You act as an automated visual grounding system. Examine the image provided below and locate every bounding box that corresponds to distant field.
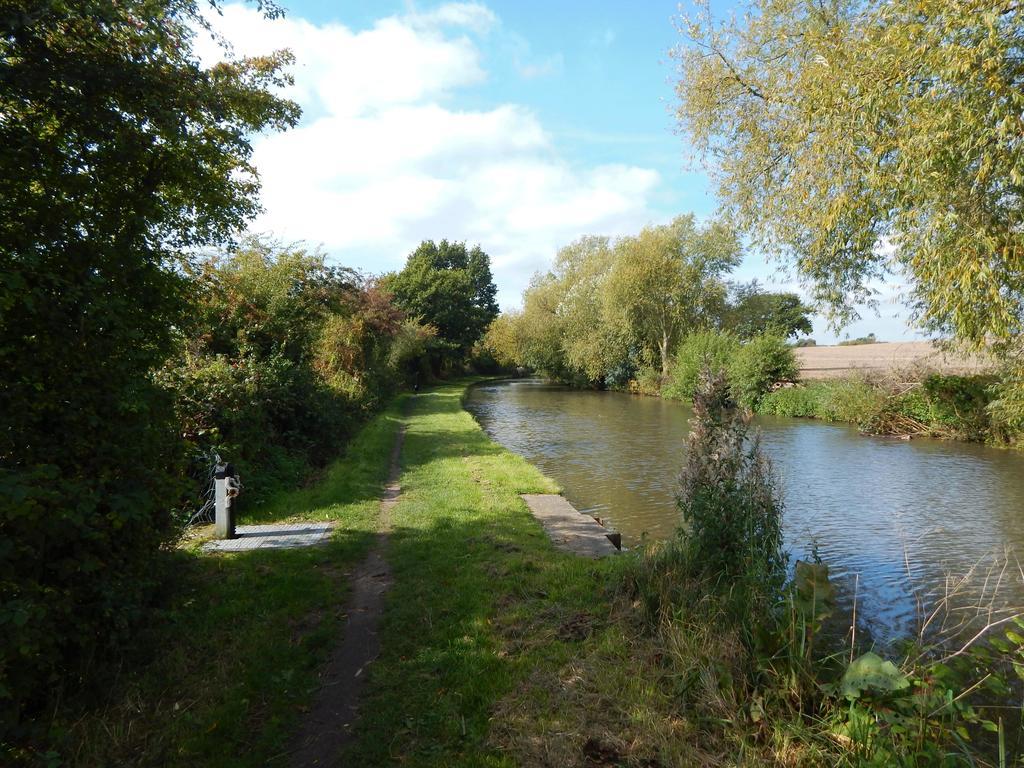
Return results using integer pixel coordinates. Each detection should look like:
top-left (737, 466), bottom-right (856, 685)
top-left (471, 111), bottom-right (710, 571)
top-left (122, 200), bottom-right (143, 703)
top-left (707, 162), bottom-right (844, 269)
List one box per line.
top-left (795, 341), bottom-right (994, 380)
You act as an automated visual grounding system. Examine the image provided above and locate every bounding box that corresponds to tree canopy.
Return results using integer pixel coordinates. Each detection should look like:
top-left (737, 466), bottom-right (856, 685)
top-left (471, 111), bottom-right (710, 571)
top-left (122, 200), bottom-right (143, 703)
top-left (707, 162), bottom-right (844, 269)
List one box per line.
top-left (495, 214), bottom-right (747, 387)
top-left (675, 0), bottom-right (1024, 346)
top-left (0, 0), bottom-right (298, 724)
top-left (607, 215), bottom-right (741, 375)
top-left (382, 240), bottom-right (499, 368)
top-left (725, 281), bottom-right (813, 340)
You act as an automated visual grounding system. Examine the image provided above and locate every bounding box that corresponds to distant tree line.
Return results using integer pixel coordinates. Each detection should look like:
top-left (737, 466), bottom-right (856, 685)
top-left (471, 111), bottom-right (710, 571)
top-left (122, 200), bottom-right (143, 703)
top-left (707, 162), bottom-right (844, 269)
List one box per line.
top-left (483, 214), bottom-right (813, 391)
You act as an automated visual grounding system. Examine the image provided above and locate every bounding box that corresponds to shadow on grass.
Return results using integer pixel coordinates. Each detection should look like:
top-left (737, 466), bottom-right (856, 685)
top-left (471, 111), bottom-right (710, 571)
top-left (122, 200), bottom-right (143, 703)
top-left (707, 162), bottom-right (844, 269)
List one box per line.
top-left (33, 400), bottom-right (410, 768)
top-left (335, 381), bottom-right (639, 768)
top-left (43, 536), bottom-right (377, 768)
top-left (40, 382), bottom-right (639, 768)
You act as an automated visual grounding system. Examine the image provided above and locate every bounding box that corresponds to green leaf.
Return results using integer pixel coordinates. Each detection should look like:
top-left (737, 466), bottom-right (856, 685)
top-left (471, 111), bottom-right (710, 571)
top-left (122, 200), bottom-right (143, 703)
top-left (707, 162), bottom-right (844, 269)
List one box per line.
top-left (840, 652), bottom-right (910, 699)
top-left (793, 560), bottom-right (835, 621)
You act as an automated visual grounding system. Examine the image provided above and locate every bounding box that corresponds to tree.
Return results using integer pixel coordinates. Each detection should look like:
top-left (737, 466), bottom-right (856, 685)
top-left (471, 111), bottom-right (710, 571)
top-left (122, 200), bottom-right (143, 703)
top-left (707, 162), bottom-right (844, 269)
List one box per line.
top-left (515, 271), bottom-right (572, 378)
top-left (552, 236), bottom-right (635, 386)
top-left (481, 313), bottom-right (524, 370)
top-left (0, 0), bottom-right (298, 724)
top-left (726, 281), bottom-right (813, 340)
top-left (383, 240), bottom-right (499, 370)
top-left (606, 214), bottom-right (741, 377)
top-left (675, 0), bottom-right (1024, 346)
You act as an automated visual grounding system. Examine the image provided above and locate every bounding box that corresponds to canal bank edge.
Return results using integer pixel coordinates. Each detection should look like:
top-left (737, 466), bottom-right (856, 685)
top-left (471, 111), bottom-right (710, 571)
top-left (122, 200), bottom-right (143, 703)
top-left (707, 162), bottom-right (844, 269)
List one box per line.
top-left (462, 377), bottom-right (624, 557)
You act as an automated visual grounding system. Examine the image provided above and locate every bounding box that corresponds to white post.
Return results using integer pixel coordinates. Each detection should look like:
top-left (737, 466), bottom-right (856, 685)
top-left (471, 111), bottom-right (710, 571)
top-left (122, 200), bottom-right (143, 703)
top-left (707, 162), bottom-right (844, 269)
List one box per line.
top-left (214, 461), bottom-right (236, 539)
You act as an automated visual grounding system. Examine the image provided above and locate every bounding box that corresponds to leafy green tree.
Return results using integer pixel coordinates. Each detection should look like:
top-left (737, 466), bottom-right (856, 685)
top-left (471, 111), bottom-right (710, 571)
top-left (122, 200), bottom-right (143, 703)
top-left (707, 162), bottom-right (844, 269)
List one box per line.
top-left (0, 0), bottom-right (298, 726)
top-left (515, 271), bottom-right (572, 378)
top-left (481, 313), bottom-right (524, 370)
top-left (383, 240), bottom-right (499, 370)
top-left (726, 281), bottom-right (813, 340)
top-left (553, 236), bottom-right (635, 385)
top-left (166, 240), bottom-right (414, 505)
top-left (606, 214), bottom-right (741, 377)
top-left (676, 0), bottom-right (1023, 345)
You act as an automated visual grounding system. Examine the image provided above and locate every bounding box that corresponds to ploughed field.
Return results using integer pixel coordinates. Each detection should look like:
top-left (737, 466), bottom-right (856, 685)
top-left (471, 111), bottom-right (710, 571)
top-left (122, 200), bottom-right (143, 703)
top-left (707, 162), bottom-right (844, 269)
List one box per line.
top-left (795, 341), bottom-right (993, 380)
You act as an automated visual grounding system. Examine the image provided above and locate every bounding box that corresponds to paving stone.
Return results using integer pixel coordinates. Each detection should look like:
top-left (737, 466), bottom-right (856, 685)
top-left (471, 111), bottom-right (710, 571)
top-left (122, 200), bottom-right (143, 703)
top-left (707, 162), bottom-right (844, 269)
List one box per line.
top-left (202, 522), bottom-right (335, 552)
top-left (520, 494), bottom-right (620, 558)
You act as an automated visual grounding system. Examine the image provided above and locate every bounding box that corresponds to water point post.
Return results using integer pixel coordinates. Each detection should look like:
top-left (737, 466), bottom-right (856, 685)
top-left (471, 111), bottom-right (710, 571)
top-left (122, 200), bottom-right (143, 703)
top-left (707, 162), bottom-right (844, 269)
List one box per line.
top-left (214, 460), bottom-right (237, 539)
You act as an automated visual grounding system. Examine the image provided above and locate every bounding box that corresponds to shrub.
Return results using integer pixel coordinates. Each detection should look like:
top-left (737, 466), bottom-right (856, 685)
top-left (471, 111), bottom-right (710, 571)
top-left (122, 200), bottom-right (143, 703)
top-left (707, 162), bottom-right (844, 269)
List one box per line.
top-left (727, 334), bottom-right (798, 408)
top-left (757, 382), bottom-right (825, 417)
top-left (663, 330), bottom-right (740, 400)
top-left (627, 365), bottom-right (663, 395)
top-left (817, 377), bottom-right (886, 425)
top-left (162, 243), bottom-right (430, 513)
top-left (757, 377), bottom-right (884, 427)
top-left (838, 333), bottom-right (879, 345)
top-left (676, 368), bottom-right (786, 595)
top-left (0, 0), bottom-right (297, 732)
top-left (922, 373), bottom-right (997, 441)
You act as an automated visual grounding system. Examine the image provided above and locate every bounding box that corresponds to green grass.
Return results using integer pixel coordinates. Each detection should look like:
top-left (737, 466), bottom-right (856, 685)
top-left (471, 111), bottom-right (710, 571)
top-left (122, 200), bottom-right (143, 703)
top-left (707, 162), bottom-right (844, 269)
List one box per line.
top-left (33, 380), bottom-right (1017, 767)
top-left (36, 398), bottom-right (408, 767)
top-left (340, 383), bottom-right (699, 766)
top-left (43, 381), bottom-right (692, 767)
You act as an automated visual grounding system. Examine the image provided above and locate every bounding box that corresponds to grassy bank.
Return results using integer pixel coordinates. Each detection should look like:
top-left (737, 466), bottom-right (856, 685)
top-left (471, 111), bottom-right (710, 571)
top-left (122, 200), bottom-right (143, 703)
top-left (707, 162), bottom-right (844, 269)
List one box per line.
top-left (344, 381), bottom-right (1020, 766)
top-left (757, 373), bottom-right (1017, 444)
top-left (21, 398), bottom-right (407, 767)
top-left (337, 383), bottom-right (674, 766)
top-left (28, 381), bottom-right (1019, 766)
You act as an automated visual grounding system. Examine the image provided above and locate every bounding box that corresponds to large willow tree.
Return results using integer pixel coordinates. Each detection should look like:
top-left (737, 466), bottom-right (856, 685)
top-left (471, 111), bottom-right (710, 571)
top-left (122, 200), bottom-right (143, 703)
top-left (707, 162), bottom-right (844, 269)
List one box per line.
top-left (676, 0), bottom-right (1023, 347)
top-left (608, 215), bottom-right (740, 377)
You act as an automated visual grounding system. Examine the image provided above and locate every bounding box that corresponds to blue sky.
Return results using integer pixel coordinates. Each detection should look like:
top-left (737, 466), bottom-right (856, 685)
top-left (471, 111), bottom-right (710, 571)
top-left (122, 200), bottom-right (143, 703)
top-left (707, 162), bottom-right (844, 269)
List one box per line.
top-left (197, 0), bottom-right (919, 343)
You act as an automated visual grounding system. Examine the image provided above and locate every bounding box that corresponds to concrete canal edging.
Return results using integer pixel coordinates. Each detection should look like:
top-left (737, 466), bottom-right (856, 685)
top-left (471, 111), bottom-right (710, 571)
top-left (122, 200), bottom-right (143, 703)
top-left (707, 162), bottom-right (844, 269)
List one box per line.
top-left (521, 493), bottom-right (621, 558)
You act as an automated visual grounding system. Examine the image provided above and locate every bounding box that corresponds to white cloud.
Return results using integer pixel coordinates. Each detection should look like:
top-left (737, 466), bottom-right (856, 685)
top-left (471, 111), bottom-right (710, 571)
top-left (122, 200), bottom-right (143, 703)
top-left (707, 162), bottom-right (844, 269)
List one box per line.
top-left (195, 3), bottom-right (664, 307)
top-left (408, 2), bottom-right (498, 33)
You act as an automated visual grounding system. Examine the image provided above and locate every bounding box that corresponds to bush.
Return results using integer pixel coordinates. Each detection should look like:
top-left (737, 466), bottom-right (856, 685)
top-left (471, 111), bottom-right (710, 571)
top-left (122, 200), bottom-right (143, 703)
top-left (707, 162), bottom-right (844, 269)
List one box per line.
top-left (627, 365), bottom-right (663, 395)
top-left (922, 373), bottom-right (998, 441)
top-left (756, 373), bottom-right (1015, 443)
top-left (676, 368), bottom-right (786, 594)
top-left (0, 0), bottom-right (298, 735)
top-left (629, 370), bottom-right (1021, 765)
top-left (727, 334), bottom-right (798, 408)
top-left (819, 377), bottom-right (886, 425)
top-left (758, 377), bottom-right (886, 427)
top-left (757, 382), bottom-right (825, 417)
top-left (163, 242), bottom-right (430, 514)
top-left (663, 330), bottom-right (740, 400)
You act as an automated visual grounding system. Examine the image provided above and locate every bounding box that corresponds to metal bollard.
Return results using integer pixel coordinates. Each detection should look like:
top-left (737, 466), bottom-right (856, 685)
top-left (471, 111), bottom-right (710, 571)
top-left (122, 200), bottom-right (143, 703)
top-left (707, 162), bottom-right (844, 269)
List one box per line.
top-left (214, 460), bottom-right (238, 539)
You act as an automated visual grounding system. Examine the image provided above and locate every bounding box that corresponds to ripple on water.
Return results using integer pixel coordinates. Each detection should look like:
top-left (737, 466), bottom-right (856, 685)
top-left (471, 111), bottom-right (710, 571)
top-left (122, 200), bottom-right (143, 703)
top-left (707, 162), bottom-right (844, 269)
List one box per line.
top-left (466, 380), bottom-right (1024, 642)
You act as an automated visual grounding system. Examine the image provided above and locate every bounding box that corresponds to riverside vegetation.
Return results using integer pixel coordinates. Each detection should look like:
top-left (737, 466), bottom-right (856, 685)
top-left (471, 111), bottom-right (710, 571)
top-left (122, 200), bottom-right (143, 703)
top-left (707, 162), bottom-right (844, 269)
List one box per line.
top-left (6, 0), bottom-right (1024, 764)
top-left (26, 379), bottom-right (1024, 766)
top-left (481, 225), bottom-right (1021, 447)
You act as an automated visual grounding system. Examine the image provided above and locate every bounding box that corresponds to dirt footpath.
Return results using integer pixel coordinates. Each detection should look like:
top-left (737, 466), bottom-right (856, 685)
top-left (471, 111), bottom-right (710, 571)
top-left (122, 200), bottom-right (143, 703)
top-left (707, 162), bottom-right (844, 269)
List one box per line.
top-left (795, 341), bottom-right (993, 380)
top-left (290, 425), bottom-right (405, 768)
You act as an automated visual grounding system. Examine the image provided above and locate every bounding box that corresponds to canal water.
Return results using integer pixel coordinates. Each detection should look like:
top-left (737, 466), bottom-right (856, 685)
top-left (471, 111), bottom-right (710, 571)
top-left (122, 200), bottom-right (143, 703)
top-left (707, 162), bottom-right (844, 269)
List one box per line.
top-left (465, 379), bottom-right (1024, 640)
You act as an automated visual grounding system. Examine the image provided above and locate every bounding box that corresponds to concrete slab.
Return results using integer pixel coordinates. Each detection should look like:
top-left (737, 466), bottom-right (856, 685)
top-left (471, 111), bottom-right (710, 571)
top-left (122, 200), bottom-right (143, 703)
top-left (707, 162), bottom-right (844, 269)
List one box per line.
top-left (520, 494), bottom-right (619, 558)
top-left (202, 522), bottom-right (335, 552)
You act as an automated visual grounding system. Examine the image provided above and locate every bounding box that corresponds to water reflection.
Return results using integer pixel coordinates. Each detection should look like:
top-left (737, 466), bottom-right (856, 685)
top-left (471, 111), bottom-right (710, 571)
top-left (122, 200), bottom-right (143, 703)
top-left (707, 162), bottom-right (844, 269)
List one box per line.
top-left (465, 379), bottom-right (1024, 640)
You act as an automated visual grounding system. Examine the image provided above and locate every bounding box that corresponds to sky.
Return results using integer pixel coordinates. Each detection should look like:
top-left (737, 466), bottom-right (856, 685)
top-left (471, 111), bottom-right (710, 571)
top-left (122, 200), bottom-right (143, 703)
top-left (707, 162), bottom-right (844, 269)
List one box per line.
top-left (195, 0), bottom-right (923, 344)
